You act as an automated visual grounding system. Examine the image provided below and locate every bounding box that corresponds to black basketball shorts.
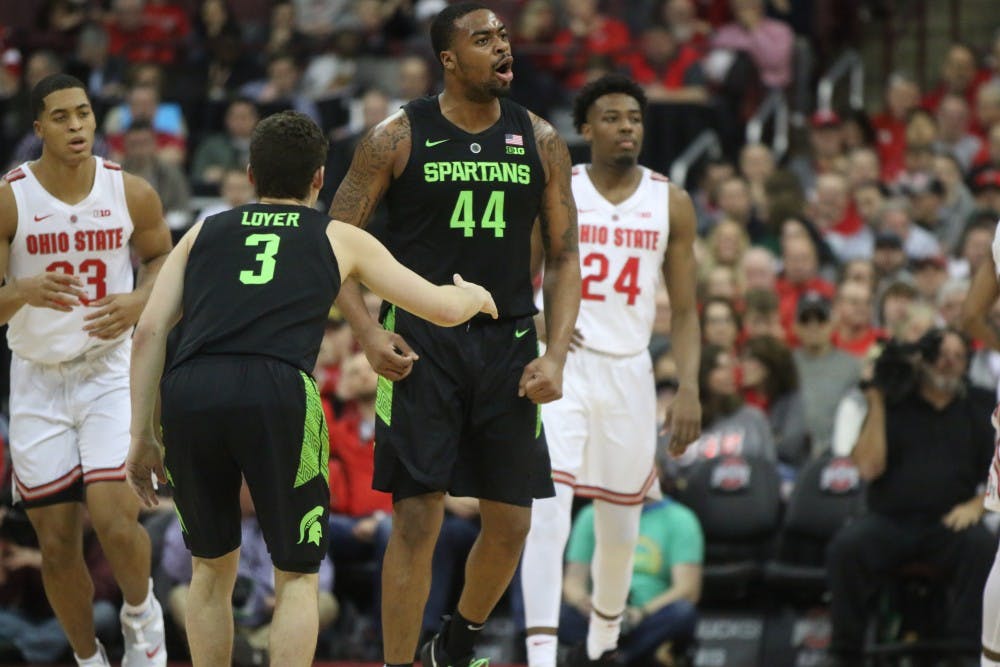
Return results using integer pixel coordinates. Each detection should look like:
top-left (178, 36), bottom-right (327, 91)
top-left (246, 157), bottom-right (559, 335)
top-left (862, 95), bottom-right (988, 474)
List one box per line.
top-left (160, 355), bottom-right (330, 573)
top-left (372, 306), bottom-right (555, 506)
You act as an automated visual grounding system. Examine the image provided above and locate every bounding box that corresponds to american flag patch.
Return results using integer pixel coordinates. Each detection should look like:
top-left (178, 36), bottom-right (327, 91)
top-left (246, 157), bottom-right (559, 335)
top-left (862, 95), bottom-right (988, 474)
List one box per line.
top-left (505, 133), bottom-right (523, 146)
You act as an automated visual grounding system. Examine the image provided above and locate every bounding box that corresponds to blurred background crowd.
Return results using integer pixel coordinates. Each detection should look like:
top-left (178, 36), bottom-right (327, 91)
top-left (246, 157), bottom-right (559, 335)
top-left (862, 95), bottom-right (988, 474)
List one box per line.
top-left (0, 0), bottom-right (997, 665)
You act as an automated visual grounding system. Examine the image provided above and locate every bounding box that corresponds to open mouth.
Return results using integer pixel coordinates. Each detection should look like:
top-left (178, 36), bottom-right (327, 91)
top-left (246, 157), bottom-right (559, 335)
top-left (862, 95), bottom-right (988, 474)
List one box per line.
top-left (69, 137), bottom-right (88, 150)
top-left (494, 57), bottom-right (514, 83)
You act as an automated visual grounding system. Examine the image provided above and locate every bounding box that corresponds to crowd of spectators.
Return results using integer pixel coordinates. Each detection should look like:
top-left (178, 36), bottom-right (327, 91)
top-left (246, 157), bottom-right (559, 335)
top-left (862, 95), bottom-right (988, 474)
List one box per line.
top-left (0, 0), bottom-right (998, 663)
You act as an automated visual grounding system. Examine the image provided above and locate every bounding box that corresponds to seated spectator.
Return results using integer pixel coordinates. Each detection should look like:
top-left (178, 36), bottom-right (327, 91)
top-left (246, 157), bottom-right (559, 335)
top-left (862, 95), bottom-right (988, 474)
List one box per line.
top-left (840, 257), bottom-right (878, 293)
top-left (194, 168), bottom-right (257, 233)
top-left (825, 329), bottom-right (995, 665)
top-left (240, 52), bottom-right (319, 124)
top-left (975, 79), bottom-right (1000, 138)
top-left (935, 277), bottom-right (969, 330)
top-left (66, 23), bottom-right (126, 112)
top-left (788, 110), bottom-right (846, 194)
top-left (910, 255), bottom-right (950, 305)
top-left (702, 218), bottom-right (748, 276)
top-left (776, 234), bottom-right (835, 343)
top-left (831, 279), bottom-right (882, 358)
top-left (120, 120), bottom-right (190, 231)
top-left (629, 24), bottom-right (708, 104)
top-left (0, 511), bottom-right (118, 664)
top-left (970, 164), bottom-right (1000, 213)
top-left (845, 147), bottom-right (881, 190)
top-left (701, 297), bottom-right (741, 355)
top-left (742, 288), bottom-right (784, 342)
top-left (739, 246), bottom-right (778, 292)
top-left (741, 335), bottom-right (808, 467)
top-left (159, 482), bottom-right (337, 665)
top-left (653, 0), bottom-right (711, 52)
top-left (104, 81), bottom-right (187, 166)
top-left (710, 0), bottom-right (793, 89)
top-left (872, 72), bottom-right (921, 182)
top-left (935, 93), bottom-right (983, 173)
top-left (871, 232), bottom-right (911, 298)
top-left (951, 213), bottom-right (997, 281)
top-left (560, 494), bottom-right (702, 666)
top-left (190, 97), bottom-right (258, 188)
top-left (793, 292), bottom-right (861, 458)
top-left (897, 172), bottom-right (949, 254)
top-left (932, 153), bottom-right (976, 252)
top-left (674, 344), bottom-right (777, 469)
top-left (880, 198), bottom-right (940, 261)
top-left (739, 143), bottom-right (775, 214)
top-left (550, 0), bottom-right (632, 91)
top-left (878, 281), bottom-right (920, 333)
top-left (105, 0), bottom-right (180, 65)
top-left (713, 176), bottom-right (767, 243)
top-left (922, 43), bottom-right (990, 121)
top-left (811, 173), bottom-right (869, 263)
top-left (841, 109), bottom-right (878, 151)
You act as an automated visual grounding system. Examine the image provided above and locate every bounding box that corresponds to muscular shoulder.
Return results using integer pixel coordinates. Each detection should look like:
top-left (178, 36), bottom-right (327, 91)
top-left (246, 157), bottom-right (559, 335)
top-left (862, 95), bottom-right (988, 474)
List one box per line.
top-left (667, 182), bottom-right (696, 234)
top-left (360, 109), bottom-right (412, 171)
top-left (528, 111), bottom-right (569, 181)
top-left (122, 172), bottom-right (164, 224)
top-left (0, 181), bottom-right (15, 238)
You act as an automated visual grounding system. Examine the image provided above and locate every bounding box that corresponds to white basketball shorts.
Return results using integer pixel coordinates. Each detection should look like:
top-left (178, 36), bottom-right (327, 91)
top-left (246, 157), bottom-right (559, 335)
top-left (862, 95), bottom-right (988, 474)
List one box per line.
top-left (542, 346), bottom-right (659, 504)
top-left (9, 340), bottom-right (131, 506)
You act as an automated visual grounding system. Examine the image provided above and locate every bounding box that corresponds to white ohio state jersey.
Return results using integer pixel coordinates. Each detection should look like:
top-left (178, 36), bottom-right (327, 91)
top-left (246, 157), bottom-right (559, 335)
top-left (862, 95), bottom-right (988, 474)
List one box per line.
top-left (5, 157), bottom-right (136, 363)
top-left (573, 165), bottom-right (670, 355)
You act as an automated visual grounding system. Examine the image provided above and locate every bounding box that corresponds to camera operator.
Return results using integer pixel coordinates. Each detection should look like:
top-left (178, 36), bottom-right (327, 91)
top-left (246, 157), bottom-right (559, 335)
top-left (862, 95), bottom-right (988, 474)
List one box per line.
top-left (823, 328), bottom-right (997, 666)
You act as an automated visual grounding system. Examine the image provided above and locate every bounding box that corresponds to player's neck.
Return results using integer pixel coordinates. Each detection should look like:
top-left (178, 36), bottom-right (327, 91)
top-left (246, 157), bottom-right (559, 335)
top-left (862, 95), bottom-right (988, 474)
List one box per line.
top-left (259, 197), bottom-right (306, 206)
top-left (438, 89), bottom-right (501, 134)
top-left (586, 163), bottom-right (642, 200)
top-left (31, 153), bottom-right (96, 204)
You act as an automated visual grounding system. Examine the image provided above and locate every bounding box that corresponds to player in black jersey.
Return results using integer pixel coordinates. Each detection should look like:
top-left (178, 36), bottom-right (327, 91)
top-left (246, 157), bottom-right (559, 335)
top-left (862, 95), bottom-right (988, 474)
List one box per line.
top-left (124, 111), bottom-right (497, 667)
top-left (328, 4), bottom-right (581, 667)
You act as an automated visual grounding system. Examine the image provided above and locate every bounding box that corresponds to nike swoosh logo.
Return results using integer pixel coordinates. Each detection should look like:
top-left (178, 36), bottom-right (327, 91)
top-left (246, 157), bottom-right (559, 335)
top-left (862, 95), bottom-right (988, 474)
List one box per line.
top-left (145, 644), bottom-right (162, 659)
top-left (515, 328), bottom-right (530, 338)
top-left (34, 214), bottom-right (53, 221)
top-left (425, 139), bottom-right (449, 147)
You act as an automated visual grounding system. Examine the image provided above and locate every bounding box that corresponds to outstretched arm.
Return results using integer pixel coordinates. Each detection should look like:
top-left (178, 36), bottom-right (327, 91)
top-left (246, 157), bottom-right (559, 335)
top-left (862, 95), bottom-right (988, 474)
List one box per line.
top-left (328, 111), bottom-right (418, 380)
top-left (328, 222), bottom-right (496, 327)
top-left (662, 184), bottom-right (702, 455)
top-left (520, 113), bottom-right (581, 403)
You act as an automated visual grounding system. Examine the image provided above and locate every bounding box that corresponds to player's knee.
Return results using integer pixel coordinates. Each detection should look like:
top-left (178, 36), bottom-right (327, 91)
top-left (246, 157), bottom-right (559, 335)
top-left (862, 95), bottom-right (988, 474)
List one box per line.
top-left (91, 511), bottom-right (140, 550)
top-left (36, 528), bottom-right (82, 566)
top-left (392, 495), bottom-right (444, 546)
top-left (484, 511), bottom-right (531, 551)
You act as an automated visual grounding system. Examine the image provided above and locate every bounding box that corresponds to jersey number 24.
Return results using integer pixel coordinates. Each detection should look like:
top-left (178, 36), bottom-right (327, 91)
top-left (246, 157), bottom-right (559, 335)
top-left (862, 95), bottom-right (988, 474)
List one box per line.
top-left (581, 253), bottom-right (641, 305)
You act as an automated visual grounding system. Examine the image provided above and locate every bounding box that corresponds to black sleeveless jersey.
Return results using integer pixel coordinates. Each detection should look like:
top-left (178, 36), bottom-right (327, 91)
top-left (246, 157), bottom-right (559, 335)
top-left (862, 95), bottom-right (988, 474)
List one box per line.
top-left (384, 96), bottom-right (546, 319)
top-left (170, 203), bottom-right (341, 374)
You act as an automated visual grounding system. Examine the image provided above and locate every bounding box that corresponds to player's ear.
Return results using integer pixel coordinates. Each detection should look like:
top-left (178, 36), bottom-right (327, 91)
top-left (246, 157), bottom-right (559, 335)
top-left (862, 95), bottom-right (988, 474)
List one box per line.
top-left (246, 164), bottom-right (256, 187)
top-left (33, 119), bottom-right (42, 139)
top-left (312, 166), bottom-right (324, 190)
top-left (580, 122), bottom-right (593, 143)
top-left (440, 50), bottom-right (455, 72)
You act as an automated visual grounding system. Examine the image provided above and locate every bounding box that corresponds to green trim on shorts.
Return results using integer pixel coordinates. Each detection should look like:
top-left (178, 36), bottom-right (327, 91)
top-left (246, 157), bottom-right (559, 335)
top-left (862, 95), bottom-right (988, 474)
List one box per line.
top-left (163, 464), bottom-right (187, 533)
top-left (294, 371), bottom-right (330, 488)
top-left (375, 305), bottom-right (397, 426)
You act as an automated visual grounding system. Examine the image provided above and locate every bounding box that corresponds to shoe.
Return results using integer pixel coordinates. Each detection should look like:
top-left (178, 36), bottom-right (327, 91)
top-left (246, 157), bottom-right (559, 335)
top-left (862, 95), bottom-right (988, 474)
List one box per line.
top-left (561, 643), bottom-right (625, 667)
top-left (74, 639), bottom-right (110, 666)
top-left (120, 595), bottom-right (167, 667)
top-left (419, 617), bottom-right (489, 667)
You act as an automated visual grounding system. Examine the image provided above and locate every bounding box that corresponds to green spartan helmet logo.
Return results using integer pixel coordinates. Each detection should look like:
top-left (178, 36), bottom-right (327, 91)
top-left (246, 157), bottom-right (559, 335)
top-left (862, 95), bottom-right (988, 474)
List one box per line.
top-left (297, 506), bottom-right (324, 546)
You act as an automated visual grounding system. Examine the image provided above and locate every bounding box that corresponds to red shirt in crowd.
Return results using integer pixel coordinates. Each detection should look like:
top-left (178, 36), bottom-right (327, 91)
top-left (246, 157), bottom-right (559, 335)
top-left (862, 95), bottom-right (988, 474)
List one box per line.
top-left (776, 276), bottom-right (836, 345)
top-left (551, 16), bottom-right (632, 90)
top-left (831, 327), bottom-right (883, 358)
top-left (325, 400), bottom-right (392, 518)
top-left (872, 112), bottom-right (907, 182)
top-left (629, 44), bottom-right (704, 90)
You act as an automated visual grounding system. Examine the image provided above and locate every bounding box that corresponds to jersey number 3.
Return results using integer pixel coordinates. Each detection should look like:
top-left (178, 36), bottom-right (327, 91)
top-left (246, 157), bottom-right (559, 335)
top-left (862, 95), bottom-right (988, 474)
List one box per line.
top-left (240, 233), bottom-right (281, 285)
top-left (581, 253), bottom-right (641, 305)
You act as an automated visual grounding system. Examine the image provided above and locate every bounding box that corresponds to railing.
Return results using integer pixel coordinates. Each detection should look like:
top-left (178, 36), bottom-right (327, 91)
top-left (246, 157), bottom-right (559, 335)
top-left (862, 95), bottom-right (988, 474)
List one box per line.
top-left (816, 49), bottom-right (864, 112)
top-left (669, 129), bottom-right (721, 187)
top-left (745, 89), bottom-right (790, 161)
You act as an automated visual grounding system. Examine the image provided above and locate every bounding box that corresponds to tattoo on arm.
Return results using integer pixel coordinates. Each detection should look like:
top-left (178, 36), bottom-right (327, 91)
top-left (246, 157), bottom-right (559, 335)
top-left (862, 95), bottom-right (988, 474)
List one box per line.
top-left (531, 113), bottom-right (578, 260)
top-left (328, 114), bottom-right (410, 228)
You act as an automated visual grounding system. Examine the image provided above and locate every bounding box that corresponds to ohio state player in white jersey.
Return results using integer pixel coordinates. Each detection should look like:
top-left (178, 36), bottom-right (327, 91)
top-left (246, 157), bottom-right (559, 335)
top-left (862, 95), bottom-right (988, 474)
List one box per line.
top-left (521, 74), bottom-right (702, 667)
top-left (962, 218), bottom-right (1000, 667)
top-left (0, 74), bottom-right (172, 667)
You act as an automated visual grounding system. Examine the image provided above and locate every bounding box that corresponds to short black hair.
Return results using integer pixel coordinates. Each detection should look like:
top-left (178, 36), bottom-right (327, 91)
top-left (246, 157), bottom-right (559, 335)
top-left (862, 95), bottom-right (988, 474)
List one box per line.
top-left (572, 74), bottom-right (647, 133)
top-left (430, 2), bottom-right (490, 61)
top-left (249, 111), bottom-right (327, 200)
top-left (32, 73), bottom-right (87, 119)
